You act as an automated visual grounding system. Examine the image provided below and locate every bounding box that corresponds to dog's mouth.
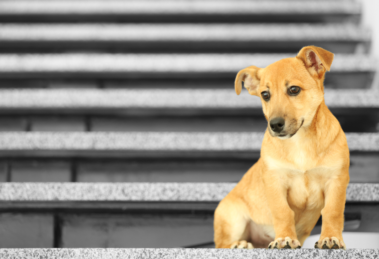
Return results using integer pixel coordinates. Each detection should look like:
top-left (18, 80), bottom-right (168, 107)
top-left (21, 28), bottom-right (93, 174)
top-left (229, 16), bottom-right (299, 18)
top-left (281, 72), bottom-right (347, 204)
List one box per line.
top-left (288, 119), bottom-right (304, 137)
top-left (272, 119), bottom-right (304, 139)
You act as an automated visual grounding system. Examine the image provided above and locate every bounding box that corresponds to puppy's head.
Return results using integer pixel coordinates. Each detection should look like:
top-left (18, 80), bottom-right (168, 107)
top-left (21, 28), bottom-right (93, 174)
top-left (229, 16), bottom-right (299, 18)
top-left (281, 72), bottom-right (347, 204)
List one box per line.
top-left (235, 46), bottom-right (334, 139)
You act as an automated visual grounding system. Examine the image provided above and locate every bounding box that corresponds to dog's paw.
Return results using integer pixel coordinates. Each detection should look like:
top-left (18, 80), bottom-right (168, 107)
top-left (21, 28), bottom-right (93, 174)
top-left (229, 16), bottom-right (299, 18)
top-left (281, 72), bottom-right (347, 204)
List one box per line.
top-left (315, 237), bottom-right (345, 249)
top-left (230, 240), bottom-right (254, 249)
top-left (268, 237), bottom-right (301, 249)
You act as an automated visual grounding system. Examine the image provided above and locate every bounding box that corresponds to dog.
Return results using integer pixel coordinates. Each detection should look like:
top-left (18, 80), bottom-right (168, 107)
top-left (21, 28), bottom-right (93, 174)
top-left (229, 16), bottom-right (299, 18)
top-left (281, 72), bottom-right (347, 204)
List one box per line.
top-left (214, 46), bottom-right (350, 249)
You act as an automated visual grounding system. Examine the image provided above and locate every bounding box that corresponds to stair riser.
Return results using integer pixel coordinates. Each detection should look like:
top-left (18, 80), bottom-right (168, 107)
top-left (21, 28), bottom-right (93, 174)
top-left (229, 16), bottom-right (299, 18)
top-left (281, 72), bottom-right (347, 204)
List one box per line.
top-left (0, 205), bottom-right (374, 248)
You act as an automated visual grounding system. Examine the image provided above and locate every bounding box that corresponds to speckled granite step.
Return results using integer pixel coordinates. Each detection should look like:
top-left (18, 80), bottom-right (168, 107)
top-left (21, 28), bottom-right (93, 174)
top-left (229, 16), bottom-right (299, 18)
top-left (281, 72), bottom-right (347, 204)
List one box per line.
top-left (0, 249), bottom-right (378, 259)
top-left (0, 183), bottom-right (377, 202)
top-left (5, 248), bottom-right (379, 259)
top-left (0, 89), bottom-right (376, 110)
top-left (0, 186), bottom-right (376, 248)
top-left (0, 24), bottom-right (368, 53)
top-left (0, 1), bottom-right (361, 23)
top-left (0, 54), bottom-right (373, 88)
top-left (0, 132), bottom-right (375, 154)
top-left (0, 24), bottom-right (368, 42)
top-left (0, 54), bottom-right (373, 73)
top-left (0, 89), bottom-right (375, 133)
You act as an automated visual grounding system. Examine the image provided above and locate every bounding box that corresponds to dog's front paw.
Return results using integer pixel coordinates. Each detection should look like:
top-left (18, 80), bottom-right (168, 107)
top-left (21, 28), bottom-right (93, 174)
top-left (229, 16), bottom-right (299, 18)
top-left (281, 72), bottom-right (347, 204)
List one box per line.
top-left (230, 240), bottom-right (254, 249)
top-left (268, 237), bottom-right (301, 249)
top-left (315, 237), bottom-right (345, 249)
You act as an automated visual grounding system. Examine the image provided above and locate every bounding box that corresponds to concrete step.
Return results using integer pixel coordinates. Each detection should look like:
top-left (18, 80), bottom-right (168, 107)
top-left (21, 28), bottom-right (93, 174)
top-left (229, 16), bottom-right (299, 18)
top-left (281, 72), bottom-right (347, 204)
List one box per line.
top-left (0, 153), bottom-right (377, 183)
top-left (0, 53), bottom-right (373, 73)
top-left (0, 183), bottom-right (376, 248)
top-left (0, 89), bottom-right (376, 111)
top-left (0, 183), bottom-right (376, 203)
top-left (0, 249), bottom-right (377, 258)
top-left (0, 54), bottom-right (374, 88)
top-left (0, 133), bottom-right (376, 183)
top-left (0, 132), bottom-right (375, 182)
top-left (0, 132), bottom-right (375, 157)
top-left (0, 24), bottom-right (369, 53)
top-left (0, 1), bottom-right (361, 24)
top-left (0, 89), bottom-right (377, 132)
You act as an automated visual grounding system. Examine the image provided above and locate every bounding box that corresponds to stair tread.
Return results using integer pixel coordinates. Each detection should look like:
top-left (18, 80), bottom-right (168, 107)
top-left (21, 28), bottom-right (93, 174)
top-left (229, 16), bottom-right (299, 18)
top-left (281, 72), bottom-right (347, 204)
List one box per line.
top-left (0, 24), bottom-right (369, 41)
top-left (0, 182), bottom-right (377, 202)
top-left (0, 248), bottom-right (377, 258)
top-left (0, 132), bottom-right (376, 151)
top-left (0, 89), bottom-right (376, 109)
top-left (0, 1), bottom-right (360, 15)
top-left (0, 54), bottom-right (374, 72)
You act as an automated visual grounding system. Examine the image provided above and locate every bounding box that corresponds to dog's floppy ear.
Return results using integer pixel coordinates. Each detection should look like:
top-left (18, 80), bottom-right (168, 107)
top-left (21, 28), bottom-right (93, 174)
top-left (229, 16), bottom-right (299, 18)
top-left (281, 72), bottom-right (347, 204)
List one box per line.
top-left (234, 66), bottom-right (262, 95)
top-left (296, 46), bottom-right (334, 78)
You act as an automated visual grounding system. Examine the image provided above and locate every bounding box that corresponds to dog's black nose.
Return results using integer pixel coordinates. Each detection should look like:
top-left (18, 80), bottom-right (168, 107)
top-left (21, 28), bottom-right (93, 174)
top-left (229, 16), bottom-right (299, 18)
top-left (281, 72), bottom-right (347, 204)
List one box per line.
top-left (270, 117), bottom-right (285, 133)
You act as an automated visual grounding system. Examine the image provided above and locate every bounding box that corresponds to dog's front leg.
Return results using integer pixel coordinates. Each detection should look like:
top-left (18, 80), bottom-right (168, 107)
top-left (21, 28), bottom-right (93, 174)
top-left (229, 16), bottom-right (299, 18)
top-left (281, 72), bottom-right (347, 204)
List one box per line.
top-left (263, 171), bottom-right (301, 249)
top-left (315, 173), bottom-right (349, 249)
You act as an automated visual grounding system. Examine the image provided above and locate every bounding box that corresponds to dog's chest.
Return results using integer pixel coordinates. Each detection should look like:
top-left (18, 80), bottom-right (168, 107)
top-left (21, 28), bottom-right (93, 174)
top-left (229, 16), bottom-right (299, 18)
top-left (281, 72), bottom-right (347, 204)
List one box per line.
top-left (263, 137), bottom-right (344, 210)
top-left (264, 157), bottom-right (332, 211)
top-left (286, 173), bottom-right (325, 210)
top-left (264, 139), bottom-right (320, 173)
top-left (264, 152), bottom-right (317, 174)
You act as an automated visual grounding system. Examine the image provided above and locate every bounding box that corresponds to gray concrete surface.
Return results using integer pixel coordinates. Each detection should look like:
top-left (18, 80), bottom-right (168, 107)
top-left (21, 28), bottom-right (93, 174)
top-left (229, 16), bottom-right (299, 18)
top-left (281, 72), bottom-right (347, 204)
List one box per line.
top-left (0, 89), bottom-right (377, 109)
top-left (0, 132), bottom-right (376, 151)
top-left (61, 214), bottom-right (213, 248)
top-left (0, 183), bottom-right (376, 201)
top-left (0, 214), bottom-right (53, 248)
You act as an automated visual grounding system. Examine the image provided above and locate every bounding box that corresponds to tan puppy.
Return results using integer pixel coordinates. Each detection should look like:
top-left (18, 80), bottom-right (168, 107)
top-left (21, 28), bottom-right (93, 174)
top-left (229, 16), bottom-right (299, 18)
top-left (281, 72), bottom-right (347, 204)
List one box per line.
top-left (214, 46), bottom-right (349, 249)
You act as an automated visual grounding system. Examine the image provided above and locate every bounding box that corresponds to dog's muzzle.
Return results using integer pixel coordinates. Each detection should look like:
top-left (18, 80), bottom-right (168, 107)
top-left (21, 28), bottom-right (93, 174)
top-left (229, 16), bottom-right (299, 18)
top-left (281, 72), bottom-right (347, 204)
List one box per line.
top-left (269, 118), bottom-right (304, 139)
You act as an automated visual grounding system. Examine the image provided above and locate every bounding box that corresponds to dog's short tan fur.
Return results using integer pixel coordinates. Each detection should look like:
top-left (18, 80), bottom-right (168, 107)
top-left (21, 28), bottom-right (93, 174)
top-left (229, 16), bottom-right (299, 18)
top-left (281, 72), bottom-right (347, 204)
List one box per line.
top-left (214, 46), bottom-right (350, 249)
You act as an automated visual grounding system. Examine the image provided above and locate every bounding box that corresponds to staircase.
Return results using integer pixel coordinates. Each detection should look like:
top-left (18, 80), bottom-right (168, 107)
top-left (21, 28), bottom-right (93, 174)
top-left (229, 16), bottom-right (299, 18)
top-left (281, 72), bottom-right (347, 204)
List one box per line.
top-left (0, 0), bottom-right (378, 255)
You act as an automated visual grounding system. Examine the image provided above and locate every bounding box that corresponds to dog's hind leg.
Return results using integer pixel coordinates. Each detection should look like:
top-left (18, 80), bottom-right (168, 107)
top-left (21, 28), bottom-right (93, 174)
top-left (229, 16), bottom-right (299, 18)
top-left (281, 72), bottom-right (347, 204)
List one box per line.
top-left (214, 194), bottom-right (253, 248)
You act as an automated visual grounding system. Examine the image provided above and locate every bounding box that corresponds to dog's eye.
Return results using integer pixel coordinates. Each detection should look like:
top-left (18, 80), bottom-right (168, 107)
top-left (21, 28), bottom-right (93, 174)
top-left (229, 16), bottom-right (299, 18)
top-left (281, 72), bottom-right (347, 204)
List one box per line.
top-left (288, 86), bottom-right (301, 96)
top-left (261, 91), bottom-right (270, 101)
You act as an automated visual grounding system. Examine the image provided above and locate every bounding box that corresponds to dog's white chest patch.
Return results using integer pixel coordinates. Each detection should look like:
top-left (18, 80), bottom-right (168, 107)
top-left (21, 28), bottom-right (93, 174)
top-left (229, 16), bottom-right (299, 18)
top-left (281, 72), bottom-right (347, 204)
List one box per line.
top-left (292, 152), bottom-right (308, 172)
